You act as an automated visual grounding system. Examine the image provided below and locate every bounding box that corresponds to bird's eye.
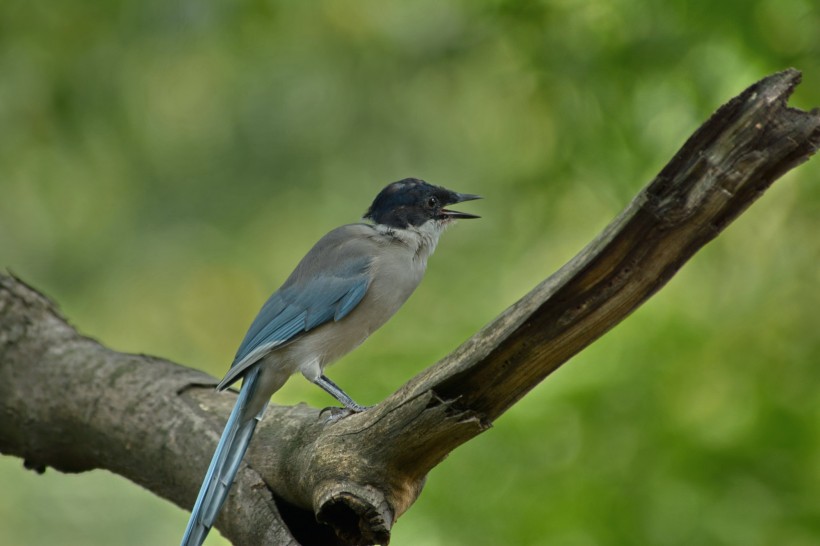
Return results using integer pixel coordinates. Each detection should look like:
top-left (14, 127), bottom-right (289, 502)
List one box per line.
top-left (426, 196), bottom-right (438, 208)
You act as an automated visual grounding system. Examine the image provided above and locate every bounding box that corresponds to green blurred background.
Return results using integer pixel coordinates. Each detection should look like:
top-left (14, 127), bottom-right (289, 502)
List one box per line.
top-left (1, 0), bottom-right (819, 545)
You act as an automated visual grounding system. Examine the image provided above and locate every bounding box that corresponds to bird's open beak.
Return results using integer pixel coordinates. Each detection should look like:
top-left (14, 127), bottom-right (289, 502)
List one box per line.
top-left (442, 192), bottom-right (482, 220)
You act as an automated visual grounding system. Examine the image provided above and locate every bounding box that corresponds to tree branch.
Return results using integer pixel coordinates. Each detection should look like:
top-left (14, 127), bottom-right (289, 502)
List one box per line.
top-left (1, 69), bottom-right (818, 546)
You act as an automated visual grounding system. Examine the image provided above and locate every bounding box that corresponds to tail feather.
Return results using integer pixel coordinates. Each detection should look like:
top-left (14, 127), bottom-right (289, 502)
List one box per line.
top-left (181, 366), bottom-right (268, 546)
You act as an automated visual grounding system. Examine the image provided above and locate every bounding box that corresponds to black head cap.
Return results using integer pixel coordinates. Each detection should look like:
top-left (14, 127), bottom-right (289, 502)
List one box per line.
top-left (363, 178), bottom-right (481, 229)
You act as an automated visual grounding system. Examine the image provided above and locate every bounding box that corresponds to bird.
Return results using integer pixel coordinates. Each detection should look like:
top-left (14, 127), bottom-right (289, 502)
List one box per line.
top-left (180, 178), bottom-right (480, 546)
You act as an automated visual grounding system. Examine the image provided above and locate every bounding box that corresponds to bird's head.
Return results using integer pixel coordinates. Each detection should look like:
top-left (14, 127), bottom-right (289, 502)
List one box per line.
top-left (363, 178), bottom-right (481, 230)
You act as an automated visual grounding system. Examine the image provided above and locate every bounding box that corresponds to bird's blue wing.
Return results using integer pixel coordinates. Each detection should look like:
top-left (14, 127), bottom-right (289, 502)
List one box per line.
top-left (216, 248), bottom-right (372, 390)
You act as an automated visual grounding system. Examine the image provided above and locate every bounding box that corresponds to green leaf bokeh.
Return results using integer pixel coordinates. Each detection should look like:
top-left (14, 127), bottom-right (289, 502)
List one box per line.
top-left (1, 1), bottom-right (818, 545)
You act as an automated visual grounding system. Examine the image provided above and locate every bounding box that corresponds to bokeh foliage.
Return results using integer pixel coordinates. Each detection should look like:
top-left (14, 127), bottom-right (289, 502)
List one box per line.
top-left (1, 0), bottom-right (818, 545)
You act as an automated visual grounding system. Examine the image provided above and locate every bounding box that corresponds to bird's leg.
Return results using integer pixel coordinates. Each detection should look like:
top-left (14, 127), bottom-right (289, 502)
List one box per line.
top-left (314, 374), bottom-right (370, 414)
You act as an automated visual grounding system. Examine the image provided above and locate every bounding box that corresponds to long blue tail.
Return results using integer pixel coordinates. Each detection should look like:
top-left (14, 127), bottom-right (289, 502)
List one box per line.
top-left (181, 366), bottom-right (267, 546)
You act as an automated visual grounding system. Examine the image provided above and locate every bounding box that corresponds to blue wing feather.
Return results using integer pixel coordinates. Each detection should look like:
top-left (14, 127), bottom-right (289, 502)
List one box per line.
top-left (217, 234), bottom-right (373, 390)
top-left (335, 278), bottom-right (369, 321)
top-left (234, 300), bottom-right (306, 362)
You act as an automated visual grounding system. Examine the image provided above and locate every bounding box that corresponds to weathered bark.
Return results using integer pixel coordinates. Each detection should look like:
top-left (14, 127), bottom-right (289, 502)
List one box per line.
top-left (1, 69), bottom-right (818, 546)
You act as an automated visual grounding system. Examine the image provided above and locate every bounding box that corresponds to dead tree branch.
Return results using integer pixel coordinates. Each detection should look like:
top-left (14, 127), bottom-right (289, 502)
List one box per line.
top-left (1, 69), bottom-right (818, 546)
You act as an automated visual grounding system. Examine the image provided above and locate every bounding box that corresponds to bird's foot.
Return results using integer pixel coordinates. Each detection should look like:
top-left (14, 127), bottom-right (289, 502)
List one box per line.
top-left (320, 404), bottom-right (371, 423)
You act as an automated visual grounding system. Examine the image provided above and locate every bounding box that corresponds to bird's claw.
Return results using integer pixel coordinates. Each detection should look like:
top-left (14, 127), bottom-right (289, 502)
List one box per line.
top-left (320, 404), bottom-right (371, 422)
